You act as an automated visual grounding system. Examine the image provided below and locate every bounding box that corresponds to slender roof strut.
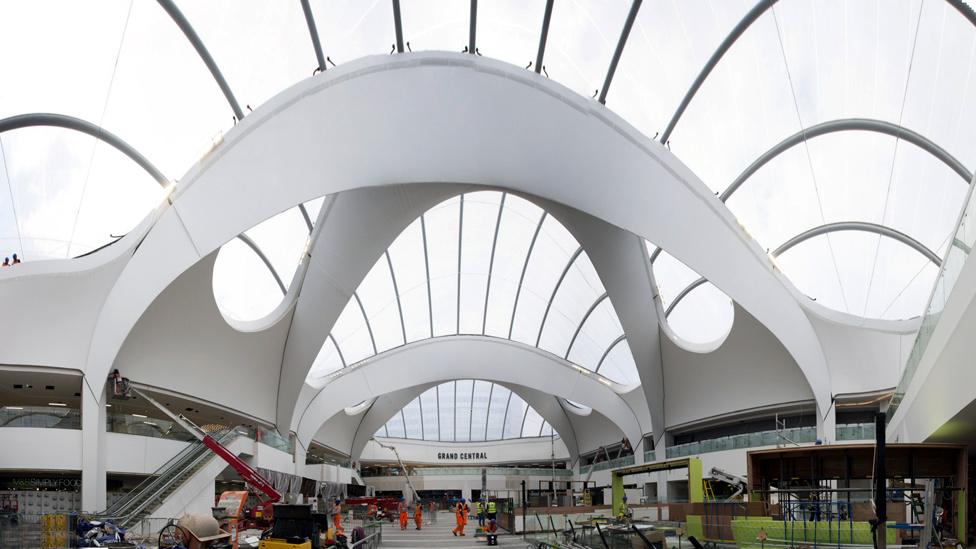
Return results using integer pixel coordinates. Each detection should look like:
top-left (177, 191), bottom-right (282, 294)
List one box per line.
top-left (155, 0), bottom-right (245, 121)
top-left (0, 113), bottom-right (167, 185)
top-left (535, 0), bottom-right (555, 74)
top-left (0, 113), bottom-right (291, 286)
top-left (599, 0), bottom-right (642, 105)
top-left (660, 0), bottom-right (976, 144)
top-left (299, 0), bottom-right (327, 72)
top-left (236, 233), bottom-right (287, 294)
top-left (720, 119), bottom-right (972, 202)
top-left (665, 221), bottom-right (943, 317)
top-left (535, 247), bottom-right (584, 347)
top-left (649, 118), bottom-right (971, 264)
top-left (392, 0), bottom-right (405, 54)
top-left (469, 0), bottom-right (478, 54)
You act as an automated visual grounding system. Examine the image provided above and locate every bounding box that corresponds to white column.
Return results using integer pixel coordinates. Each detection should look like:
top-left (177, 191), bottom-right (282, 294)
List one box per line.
top-left (81, 379), bottom-right (107, 512)
top-left (655, 432), bottom-right (671, 503)
top-left (818, 404), bottom-right (837, 444)
top-left (293, 435), bottom-right (307, 478)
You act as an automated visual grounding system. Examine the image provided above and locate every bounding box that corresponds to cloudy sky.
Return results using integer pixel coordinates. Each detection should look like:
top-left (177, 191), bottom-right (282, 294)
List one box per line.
top-left (1, 0), bottom-right (974, 350)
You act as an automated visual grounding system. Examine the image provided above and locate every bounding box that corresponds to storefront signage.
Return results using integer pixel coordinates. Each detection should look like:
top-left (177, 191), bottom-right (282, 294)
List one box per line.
top-left (437, 451), bottom-right (487, 460)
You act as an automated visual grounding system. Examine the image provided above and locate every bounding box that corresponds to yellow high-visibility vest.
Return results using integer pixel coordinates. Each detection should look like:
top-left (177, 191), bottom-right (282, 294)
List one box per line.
top-left (487, 501), bottom-right (497, 514)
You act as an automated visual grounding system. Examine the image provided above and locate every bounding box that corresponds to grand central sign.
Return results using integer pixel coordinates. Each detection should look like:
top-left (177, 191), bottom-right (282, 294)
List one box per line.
top-left (436, 451), bottom-right (488, 460)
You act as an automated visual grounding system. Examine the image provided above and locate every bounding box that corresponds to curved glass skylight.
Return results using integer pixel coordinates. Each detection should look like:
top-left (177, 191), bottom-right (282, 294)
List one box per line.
top-left (307, 191), bottom-right (639, 386)
top-left (375, 380), bottom-right (555, 442)
top-left (2, 0), bottom-right (974, 328)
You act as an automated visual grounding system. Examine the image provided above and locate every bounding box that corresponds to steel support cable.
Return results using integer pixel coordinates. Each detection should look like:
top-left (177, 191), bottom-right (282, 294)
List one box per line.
top-left (664, 221), bottom-right (942, 317)
top-left (534, 0), bottom-right (555, 74)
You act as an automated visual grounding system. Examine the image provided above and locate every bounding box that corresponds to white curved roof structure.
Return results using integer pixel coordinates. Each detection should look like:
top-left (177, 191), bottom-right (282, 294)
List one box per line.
top-left (2, 1), bottom-right (975, 513)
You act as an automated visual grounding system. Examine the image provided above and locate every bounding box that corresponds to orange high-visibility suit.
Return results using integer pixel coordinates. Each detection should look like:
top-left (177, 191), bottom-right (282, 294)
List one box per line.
top-left (414, 504), bottom-right (423, 530)
top-left (398, 500), bottom-right (408, 530)
top-left (452, 501), bottom-right (469, 536)
top-left (367, 503), bottom-right (377, 519)
top-left (333, 502), bottom-right (343, 535)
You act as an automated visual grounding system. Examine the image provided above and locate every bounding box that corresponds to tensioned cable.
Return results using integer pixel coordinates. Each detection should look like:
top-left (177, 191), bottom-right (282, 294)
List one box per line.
top-left (770, 4), bottom-right (851, 314)
top-left (66, 0), bottom-right (134, 258)
top-left (877, 230), bottom-right (952, 319)
top-left (0, 138), bottom-right (22, 257)
top-left (862, 0), bottom-right (927, 318)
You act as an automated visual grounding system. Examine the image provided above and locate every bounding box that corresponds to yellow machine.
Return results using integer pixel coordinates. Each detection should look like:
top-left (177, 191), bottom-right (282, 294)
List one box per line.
top-left (258, 540), bottom-right (310, 549)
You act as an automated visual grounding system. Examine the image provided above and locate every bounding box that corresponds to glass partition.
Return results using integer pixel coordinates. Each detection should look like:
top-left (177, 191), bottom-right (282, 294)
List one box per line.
top-left (889, 178), bottom-right (976, 421)
top-left (666, 426), bottom-right (818, 458)
top-left (105, 412), bottom-right (196, 442)
top-left (0, 406), bottom-right (80, 429)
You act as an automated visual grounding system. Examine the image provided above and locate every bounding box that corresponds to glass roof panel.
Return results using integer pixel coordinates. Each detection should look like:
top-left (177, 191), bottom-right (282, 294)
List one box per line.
top-left (212, 236), bottom-right (284, 321)
top-left (567, 298), bottom-right (625, 373)
top-left (539, 254), bottom-right (602, 357)
top-left (437, 382), bottom-right (455, 442)
top-left (179, 0), bottom-right (311, 111)
top-left (477, 0), bottom-right (546, 67)
top-left (454, 380), bottom-right (473, 442)
top-left (594, 339), bottom-right (638, 387)
top-left (357, 255), bottom-right (404, 353)
top-left (543, 0), bottom-right (631, 99)
top-left (420, 388), bottom-right (439, 441)
top-left (469, 380), bottom-right (492, 441)
top-left (400, 0), bottom-right (467, 53)
top-left (307, 337), bottom-right (344, 387)
top-left (503, 393), bottom-right (528, 439)
top-left (667, 282), bottom-right (734, 345)
top-left (425, 198), bottom-right (460, 336)
top-left (330, 298), bottom-right (374, 365)
top-left (521, 407), bottom-right (544, 438)
top-left (486, 388), bottom-right (511, 441)
top-left (388, 219), bottom-right (431, 343)
top-left (483, 196), bottom-right (540, 337)
top-left (608, 1), bottom-right (751, 141)
top-left (308, 191), bottom-right (636, 386)
top-left (402, 398), bottom-right (423, 439)
top-left (458, 192), bottom-right (501, 334)
top-left (308, 0), bottom-right (394, 63)
top-left (379, 381), bottom-right (556, 442)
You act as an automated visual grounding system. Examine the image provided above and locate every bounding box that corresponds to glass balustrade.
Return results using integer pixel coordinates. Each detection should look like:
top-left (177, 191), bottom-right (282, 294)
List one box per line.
top-left (889, 178), bottom-right (976, 421)
top-left (0, 405), bottom-right (80, 429)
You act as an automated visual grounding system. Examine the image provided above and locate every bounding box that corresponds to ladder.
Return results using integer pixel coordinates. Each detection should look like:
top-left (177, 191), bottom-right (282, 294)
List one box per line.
top-left (703, 480), bottom-right (716, 502)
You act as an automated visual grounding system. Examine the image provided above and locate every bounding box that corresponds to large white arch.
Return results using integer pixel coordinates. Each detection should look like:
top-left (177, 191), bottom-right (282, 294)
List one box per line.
top-left (294, 336), bottom-right (644, 454)
top-left (84, 52), bottom-right (832, 448)
top-left (341, 382), bottom-right (584, 463)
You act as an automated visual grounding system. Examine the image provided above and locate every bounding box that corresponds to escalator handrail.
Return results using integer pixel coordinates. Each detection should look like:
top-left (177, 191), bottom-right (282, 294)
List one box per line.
top-left (100, 439), bottom-right (209, 516)
top-left (100, 428), bottom-right (235, 517)
top-left (113, 429), bottom-right (242, 527)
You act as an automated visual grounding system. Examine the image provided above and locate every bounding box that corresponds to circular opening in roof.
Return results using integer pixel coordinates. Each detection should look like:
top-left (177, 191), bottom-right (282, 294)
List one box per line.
top-left (212, 205), bottom-right (312, 323)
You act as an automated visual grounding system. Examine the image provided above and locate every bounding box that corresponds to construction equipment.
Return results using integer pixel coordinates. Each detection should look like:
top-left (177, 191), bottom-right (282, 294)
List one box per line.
top-left (258, 504), bottom-right (328, 549)
top-left (131, 388), bottom-right (282, 518)
top-left (708, 467), bottom-right (747, 501)
top-left (370, 439), bottom-right (419, 502)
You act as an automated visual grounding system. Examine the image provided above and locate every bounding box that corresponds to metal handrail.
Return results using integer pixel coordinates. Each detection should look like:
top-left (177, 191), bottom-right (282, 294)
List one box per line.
top-left (113, 429), bottom-right (241, 528)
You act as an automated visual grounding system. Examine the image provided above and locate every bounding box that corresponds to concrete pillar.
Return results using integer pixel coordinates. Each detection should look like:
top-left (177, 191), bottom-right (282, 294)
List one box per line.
top-left (81, 380), bottom-right (107, 512)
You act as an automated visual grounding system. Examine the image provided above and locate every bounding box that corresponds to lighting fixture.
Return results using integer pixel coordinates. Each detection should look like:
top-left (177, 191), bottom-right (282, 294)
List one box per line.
top-left (48, 402), bottom-right (66, 407)
top-left (132, 413), bottom-right (147, 418)
top-left (5, 406), bottom-right (23, 410)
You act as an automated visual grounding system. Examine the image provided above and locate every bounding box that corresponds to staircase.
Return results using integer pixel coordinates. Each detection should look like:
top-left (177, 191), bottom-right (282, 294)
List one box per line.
top-left (96, 428), bottom-right (241, 529)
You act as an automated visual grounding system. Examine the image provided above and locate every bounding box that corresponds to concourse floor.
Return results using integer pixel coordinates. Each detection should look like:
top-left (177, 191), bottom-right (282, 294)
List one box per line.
top-left (379, 511), bottom-right (524, 547)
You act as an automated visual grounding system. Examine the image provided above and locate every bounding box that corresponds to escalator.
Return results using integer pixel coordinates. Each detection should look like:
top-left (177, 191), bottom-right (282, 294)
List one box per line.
top-left (96, 427), bottom-right (241, 529)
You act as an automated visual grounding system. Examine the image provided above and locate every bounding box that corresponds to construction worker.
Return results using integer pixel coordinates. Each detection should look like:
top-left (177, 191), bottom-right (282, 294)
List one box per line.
top-left (398, 497), bottom-right (408, 530)
top-left (413, 500), bottom-right (423, 530)
top-left (333, 498), bottom-right (343, 535)
top-left (452, 498), bottom-right (469, 536)
top-left (367, 501), bottom-right (378, 520)
top-left (486, 498), bottom-right (497, 533)
top-left (476, 498), bottom-right (485, 527)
